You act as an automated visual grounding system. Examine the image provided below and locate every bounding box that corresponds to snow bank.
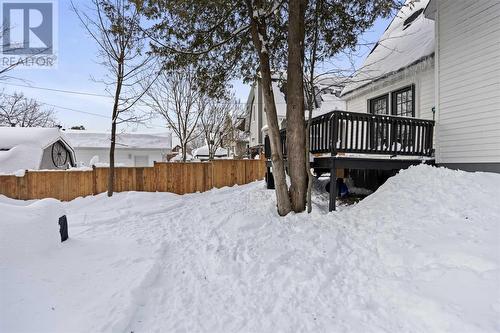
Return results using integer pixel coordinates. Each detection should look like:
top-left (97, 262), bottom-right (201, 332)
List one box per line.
top-left (1, 165), bottom-right (499, 332)
top-left (0, 198), bottom-right (64, 256)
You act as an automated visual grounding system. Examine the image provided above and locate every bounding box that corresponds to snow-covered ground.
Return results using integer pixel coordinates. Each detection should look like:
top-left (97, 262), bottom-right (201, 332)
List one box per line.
top-left (1, 165), bottom-right (499, 332)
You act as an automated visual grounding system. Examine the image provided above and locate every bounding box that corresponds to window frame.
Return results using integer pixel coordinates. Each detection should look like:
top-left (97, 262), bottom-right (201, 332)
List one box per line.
top-left (391, 85), bottom-right (415, 118)
top-left (368, 93), bottom-right (389, 115)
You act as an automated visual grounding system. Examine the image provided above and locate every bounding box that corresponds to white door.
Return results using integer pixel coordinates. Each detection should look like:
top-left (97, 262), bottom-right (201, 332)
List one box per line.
top-left (134, 155), bottom-right (149, 167)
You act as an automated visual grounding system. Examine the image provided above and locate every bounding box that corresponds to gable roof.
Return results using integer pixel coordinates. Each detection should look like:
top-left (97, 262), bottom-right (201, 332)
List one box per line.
top-left (65, 130), bottom-right (172, 150)
top-left (0, 127), bottom-right (75, 173)
top-left (341, 0), bottom-right (434, 96)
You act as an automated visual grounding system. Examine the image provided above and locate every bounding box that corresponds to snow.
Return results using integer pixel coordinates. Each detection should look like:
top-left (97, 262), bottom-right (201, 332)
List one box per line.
top-left (1, 165), bottom-right (499, 332)
top-left (170, 152), bottom-right (193, 162)
top-left (64, 130), bottom-right (172, 150)
top-left (192, 145), bottom-right (228, 158)
top-left (342, 0), bottom-right (434, 96)
top-left (0, 127), bottom-right (74, 174)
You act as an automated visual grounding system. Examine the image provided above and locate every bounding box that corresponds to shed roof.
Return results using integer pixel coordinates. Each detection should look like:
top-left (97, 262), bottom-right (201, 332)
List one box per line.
top-left (65, 130), bottom-right (172, 150)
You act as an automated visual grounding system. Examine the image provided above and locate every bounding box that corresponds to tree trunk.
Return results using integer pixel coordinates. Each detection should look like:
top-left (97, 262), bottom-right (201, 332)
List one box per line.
top-left (287, 0), bottom-right (308, 212)
top-left (261, 72), bottom-right (291, 216)
top-left (107, 118), bottom-right (117, 197)
top-left (107, 61), bottom-right (123, 197)
top-left (246, 0), bottom-right (291, 216)
top-left (182, 142), bottom-right (187, 162)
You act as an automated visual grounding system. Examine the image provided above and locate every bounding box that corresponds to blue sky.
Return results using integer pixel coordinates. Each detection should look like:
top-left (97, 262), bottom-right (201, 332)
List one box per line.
top-left (2, 0), bottom-right (393, 132)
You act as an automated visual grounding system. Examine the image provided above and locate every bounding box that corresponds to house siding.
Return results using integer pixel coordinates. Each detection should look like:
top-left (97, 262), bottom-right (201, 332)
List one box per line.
top-left (249, 82), bottom-right (262, 148)
top-left (248, 80), bottom-right (286, 149)
top-left (343, 60), bottom-right (435, 121)
top-left (74, 148), bottom-right (167, 167)
top-left (435, 0), bottom-right (500, 166)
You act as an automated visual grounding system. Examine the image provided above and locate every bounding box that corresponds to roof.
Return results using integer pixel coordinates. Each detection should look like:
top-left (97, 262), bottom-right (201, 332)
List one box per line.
top-left (0, 127), bottom-right (75, 173)
top-left (192, 145), bottom-right (228, 158)
top-left (341, 0), bottom-right (434, 96)
top-left (64, 130), bottom-right (172, 150)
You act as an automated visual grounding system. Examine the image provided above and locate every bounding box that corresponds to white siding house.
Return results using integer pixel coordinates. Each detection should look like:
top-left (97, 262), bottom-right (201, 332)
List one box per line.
top-left (425, 0), bottom-right (500, 172)
top-left (341, 0), bottom-right (435, 121)
top-left (65, 131), bottom-right (172, 167)
top-left (246, 79), bottom-right (287, 153)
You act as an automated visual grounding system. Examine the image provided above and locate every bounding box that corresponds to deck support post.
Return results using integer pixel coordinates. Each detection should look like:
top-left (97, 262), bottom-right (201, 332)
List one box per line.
top-left (329, 158), bottom-right (337, 212)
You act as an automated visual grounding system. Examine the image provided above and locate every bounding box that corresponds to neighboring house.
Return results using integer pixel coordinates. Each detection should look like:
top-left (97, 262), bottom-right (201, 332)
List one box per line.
top-left (0, 127), bottom-right (76, 173)
top-left (65, 130), bottom-right (172, 167)
top-left (245, 78), bottom-right (287, 155)
top-left (166, 144), bottom-right (182, 161)
top-left (167, 145), bottom-right (194, 162)
top-left (313, 76), bottom-right (347, 116)
top-left (424, 0), bottom-right (500, 172)
top-left (192, 145), bottom-right (228, 160)
top-left (246, 76), bottom-right (345, 156)
top-left (227, 117), bottom-right (249, 158)
top-left (341, 0), bottom-right (435, 121)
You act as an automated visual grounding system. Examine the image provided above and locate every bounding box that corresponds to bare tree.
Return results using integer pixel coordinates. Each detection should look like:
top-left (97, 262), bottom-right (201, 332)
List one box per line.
top-left (0, 92), bottom-right (57, 127)
top-left (144, 70), bottom-right (202, 162)
top-left (198, 96), bottom-right (240, 160)
top-left (72, 0), bottom-right (157, 197)
top-left (136, 0), bottom-right (293, 216)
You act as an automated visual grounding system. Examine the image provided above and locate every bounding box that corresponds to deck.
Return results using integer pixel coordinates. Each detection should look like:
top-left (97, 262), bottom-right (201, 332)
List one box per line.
top-left (264, 110), bottom-right (435, 211)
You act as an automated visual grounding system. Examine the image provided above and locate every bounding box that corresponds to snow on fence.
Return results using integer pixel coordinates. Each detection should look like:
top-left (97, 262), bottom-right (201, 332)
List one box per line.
top-left (0, 160), bottom-right (266, 201)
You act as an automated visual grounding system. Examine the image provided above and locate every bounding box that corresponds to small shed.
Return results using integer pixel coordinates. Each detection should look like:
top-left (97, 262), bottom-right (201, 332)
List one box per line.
top-left (0, 127), bottom-right (76, 174)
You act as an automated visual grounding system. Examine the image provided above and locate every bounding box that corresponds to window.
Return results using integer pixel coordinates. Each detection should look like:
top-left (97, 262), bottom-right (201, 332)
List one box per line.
top-left (369, 94), bottom-right (388, 115)
top-left (391, 85), bottom-right (415, 117)
top-left (368, 94), bottom-right (389, 149)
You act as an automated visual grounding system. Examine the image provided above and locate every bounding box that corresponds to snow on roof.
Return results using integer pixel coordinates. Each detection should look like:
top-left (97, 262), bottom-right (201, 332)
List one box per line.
top-left (342, 0), bottom-right (434, 96)
top-left (0, 127), bottom-right (67, 150)
top-left (0, 127), bottom-right (74, 174)
top-left (192, 145), bottom-right (228, 158)
top-left (315, 75), bottom-right (346, 90)
top-left (65, 130), bottom-right (172, 150)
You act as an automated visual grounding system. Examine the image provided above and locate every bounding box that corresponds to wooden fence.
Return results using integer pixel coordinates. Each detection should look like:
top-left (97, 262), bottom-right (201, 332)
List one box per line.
top-left (0, 160), bottom-right (266, 201)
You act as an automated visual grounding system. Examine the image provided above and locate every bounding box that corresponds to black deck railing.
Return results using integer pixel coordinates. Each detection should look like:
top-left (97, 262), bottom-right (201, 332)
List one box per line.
top-left (265, 110), bottom-right (435, 158)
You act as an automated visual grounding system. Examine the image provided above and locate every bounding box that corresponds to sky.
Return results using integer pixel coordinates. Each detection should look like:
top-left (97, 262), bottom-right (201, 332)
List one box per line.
top-left (1, 0), bottom-right (393, 133)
